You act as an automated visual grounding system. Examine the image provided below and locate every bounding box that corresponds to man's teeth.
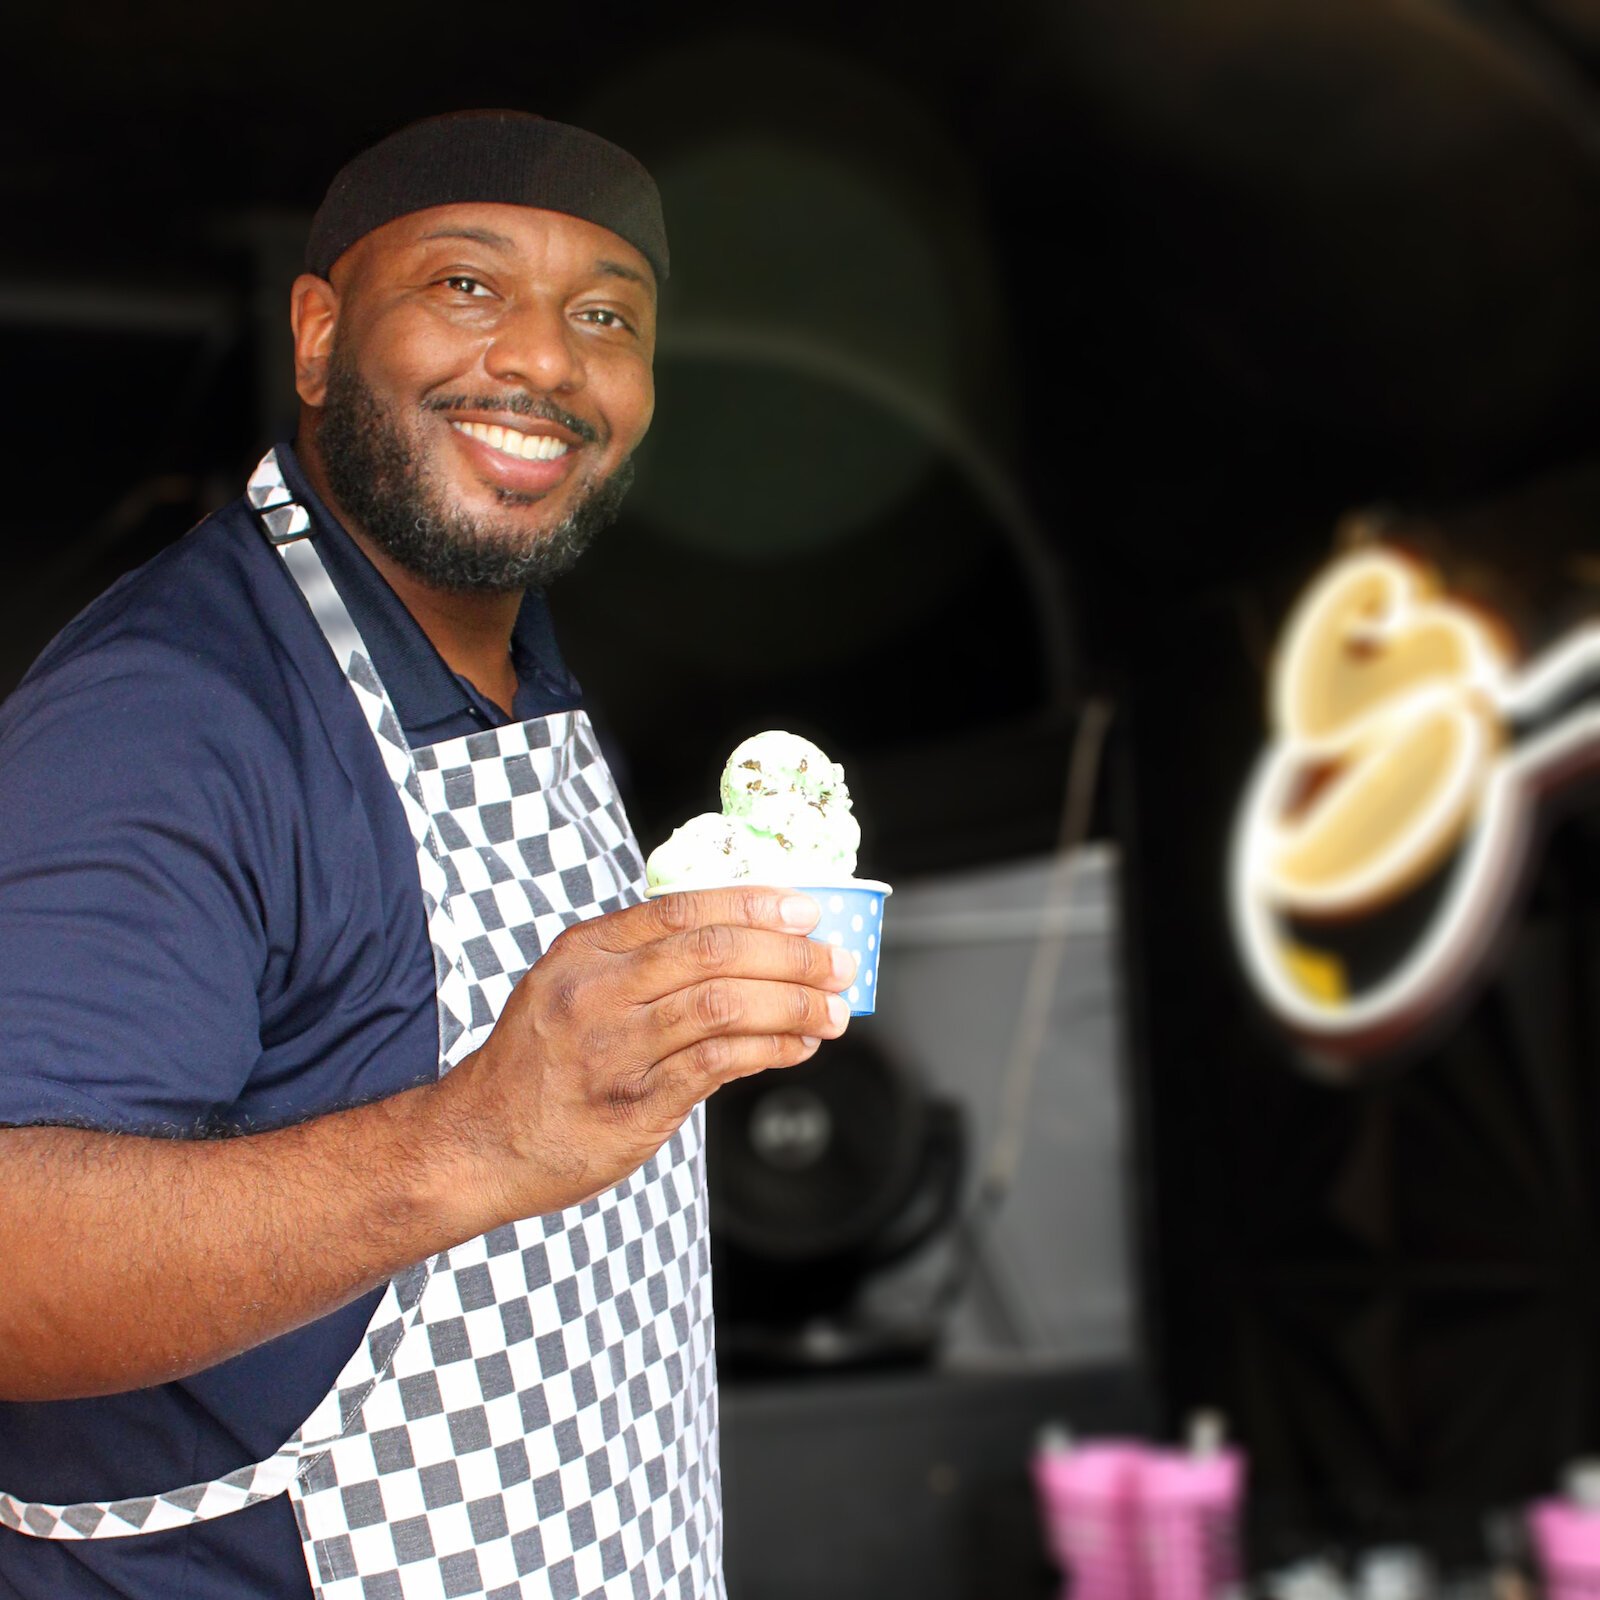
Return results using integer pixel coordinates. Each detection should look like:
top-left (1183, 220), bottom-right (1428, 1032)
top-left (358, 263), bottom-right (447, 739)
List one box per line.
top-left (452, 420), bottom-right (570, 462)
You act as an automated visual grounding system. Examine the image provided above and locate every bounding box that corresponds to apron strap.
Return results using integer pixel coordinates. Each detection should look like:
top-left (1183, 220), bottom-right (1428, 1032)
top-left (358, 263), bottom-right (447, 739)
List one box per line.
top-left (248, 450), bottom-right (478, 1071)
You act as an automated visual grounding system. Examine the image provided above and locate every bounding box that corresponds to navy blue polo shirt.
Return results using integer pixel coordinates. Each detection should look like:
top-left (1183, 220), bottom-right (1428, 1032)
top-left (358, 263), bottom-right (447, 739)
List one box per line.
top-left (0, 443), bottom-right (584, 1599)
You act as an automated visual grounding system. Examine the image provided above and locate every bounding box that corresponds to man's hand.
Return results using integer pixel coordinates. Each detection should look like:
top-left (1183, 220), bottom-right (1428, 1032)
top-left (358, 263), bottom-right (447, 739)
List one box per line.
top-left (444, 886), bottom-right (855, 1222)
top-left (0, 886), bottom-right (852, 1400)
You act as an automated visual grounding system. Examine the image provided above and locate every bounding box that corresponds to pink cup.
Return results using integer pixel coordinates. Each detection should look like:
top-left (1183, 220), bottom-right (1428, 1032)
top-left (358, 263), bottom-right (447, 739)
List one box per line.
top-left (1532, 1499), bottom-right (1600, 1600)
top-left (1139, 1448), bottom-right (1245, 1600)
top-left (1033, 1441), bottom-right (1153, 1600)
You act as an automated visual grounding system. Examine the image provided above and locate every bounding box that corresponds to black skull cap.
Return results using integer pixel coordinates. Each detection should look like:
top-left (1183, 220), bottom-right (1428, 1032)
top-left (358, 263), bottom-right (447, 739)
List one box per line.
top-left (305, 109), bottom-right (669, 283)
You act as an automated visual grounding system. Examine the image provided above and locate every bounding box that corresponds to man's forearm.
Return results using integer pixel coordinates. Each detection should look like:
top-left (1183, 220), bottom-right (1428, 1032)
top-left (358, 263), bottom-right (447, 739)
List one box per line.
top-left (0, 889), bottom-right (854, 1404)
top-left (0, 1072), bottom-right (497, 1402)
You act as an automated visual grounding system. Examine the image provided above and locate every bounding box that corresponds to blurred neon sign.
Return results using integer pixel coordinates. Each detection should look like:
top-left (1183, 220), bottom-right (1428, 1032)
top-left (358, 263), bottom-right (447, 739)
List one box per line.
top-left (1230, 545), bottom-right (1600, 1067)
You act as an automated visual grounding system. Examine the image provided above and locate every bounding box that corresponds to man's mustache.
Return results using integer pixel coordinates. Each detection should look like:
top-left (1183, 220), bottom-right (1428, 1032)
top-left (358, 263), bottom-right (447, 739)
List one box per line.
top-left (425, 393), bottom-right (601, 446)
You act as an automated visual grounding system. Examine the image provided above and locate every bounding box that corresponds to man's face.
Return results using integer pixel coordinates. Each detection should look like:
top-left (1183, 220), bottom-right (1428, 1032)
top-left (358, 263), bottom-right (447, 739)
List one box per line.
top-left (292, 201), bottom-right (658, 592)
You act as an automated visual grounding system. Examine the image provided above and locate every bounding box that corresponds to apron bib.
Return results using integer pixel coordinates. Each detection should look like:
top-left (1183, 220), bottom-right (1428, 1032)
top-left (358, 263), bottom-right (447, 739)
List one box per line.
top-left (0, 451), bottom-right (725, 1600)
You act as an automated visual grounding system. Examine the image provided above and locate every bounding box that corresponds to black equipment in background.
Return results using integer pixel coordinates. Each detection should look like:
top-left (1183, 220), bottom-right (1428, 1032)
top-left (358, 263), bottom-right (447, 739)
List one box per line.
top-left (707, 1032), bottom-right (965, 1372)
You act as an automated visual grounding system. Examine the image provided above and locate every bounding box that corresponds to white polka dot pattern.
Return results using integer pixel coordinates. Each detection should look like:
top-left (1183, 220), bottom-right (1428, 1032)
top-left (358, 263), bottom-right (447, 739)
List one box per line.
top-left (797, 882), bottom-right (891, 1015)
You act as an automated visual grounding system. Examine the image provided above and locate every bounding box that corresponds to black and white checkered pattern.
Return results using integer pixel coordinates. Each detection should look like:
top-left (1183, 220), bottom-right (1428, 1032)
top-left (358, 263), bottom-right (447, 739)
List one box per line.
top-left (0, 452), bottom-right (725, 1600)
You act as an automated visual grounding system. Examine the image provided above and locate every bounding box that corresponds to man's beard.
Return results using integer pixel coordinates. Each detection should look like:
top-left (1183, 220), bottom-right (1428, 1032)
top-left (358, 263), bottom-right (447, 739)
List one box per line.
top-left (314, 349), bottom-right (634, 594)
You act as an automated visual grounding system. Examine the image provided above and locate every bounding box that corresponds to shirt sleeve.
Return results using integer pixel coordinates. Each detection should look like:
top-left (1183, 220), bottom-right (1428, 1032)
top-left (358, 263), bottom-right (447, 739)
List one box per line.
top-left (0, 634), bottom-right (283, 1132)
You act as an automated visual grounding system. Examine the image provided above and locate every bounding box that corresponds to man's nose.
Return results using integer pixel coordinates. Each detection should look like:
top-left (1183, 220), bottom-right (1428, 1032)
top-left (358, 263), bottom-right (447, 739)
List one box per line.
top-left (484, 298), bottom-right (584, 393)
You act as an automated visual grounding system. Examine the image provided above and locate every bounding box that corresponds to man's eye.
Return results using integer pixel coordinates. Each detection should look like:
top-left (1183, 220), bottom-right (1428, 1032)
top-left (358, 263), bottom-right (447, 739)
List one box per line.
top-left (580, 307), bottom-right (632, 331)
top-left (442, 275), bottom-right (491, 297)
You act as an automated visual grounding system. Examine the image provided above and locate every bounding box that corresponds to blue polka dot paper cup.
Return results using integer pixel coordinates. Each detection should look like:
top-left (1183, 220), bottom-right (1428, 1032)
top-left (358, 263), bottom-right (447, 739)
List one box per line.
top-left (645, 878), bottom-right (892, 1015)
top-left (795, 881), bottom-right (892, 1015)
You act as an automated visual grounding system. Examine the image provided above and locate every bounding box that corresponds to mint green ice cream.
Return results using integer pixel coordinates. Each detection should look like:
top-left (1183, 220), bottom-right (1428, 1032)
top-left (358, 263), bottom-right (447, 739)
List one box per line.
top-left (646, 731), bottom-right (861, 889)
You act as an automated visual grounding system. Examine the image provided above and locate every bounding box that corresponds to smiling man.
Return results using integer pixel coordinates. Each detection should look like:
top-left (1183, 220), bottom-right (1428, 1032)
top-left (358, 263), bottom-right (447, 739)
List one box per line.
top-left (0, 111), bottom-right (853, 1600)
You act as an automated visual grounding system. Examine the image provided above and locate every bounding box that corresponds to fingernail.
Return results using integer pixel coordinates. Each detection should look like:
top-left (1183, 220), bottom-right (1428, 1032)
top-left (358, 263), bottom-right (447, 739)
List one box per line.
top-left (827, 993), bottom-right (851, 1028)
top-left (780, 894), bottom-right (820, 929)
top-left (831, 946), bottom-right (858, 984)
top-left (800, 1035), bottom-right (821, 1051)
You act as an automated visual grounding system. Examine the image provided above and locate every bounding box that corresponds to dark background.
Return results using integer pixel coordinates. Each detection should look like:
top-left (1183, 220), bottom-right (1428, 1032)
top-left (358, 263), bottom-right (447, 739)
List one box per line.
top-left (7, 0), bottom-right (1600, 1584)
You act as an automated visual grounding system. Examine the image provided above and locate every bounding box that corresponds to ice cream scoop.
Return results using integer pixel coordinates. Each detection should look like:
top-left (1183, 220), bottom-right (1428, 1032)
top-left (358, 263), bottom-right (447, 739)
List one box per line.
top-left (644, 731), bottom-right (890, 1014)
top-left (647, 730), bottom-right (861, 889)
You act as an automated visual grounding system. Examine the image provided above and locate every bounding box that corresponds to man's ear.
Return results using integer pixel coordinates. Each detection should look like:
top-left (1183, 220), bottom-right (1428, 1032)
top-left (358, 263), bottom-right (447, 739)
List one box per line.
top-left (290, 273), bottom-right (340, 407)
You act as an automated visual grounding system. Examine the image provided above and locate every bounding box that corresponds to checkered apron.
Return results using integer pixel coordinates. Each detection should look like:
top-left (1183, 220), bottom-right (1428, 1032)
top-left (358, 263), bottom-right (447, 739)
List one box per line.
top-left (0, 450), bottom-right (725, 1600)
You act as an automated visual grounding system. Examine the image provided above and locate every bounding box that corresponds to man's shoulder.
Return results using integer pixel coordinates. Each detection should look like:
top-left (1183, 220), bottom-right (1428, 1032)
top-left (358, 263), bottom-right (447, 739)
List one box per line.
top-left (1, 494), bottom-right (343, 760)
top-left (23, 495), bottom-right (299, 694)
top-left (0, 494), bottom-right (380, 850)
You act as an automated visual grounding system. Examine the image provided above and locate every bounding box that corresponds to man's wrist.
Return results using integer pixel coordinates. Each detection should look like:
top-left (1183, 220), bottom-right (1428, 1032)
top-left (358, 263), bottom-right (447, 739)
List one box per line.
top-left (396, 1054), bottom-right (525, 1246)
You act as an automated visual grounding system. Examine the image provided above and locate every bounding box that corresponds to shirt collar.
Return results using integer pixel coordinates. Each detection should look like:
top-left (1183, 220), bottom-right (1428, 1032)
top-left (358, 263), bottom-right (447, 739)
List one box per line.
top-left (271, 440), bottom-right (583, 739)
